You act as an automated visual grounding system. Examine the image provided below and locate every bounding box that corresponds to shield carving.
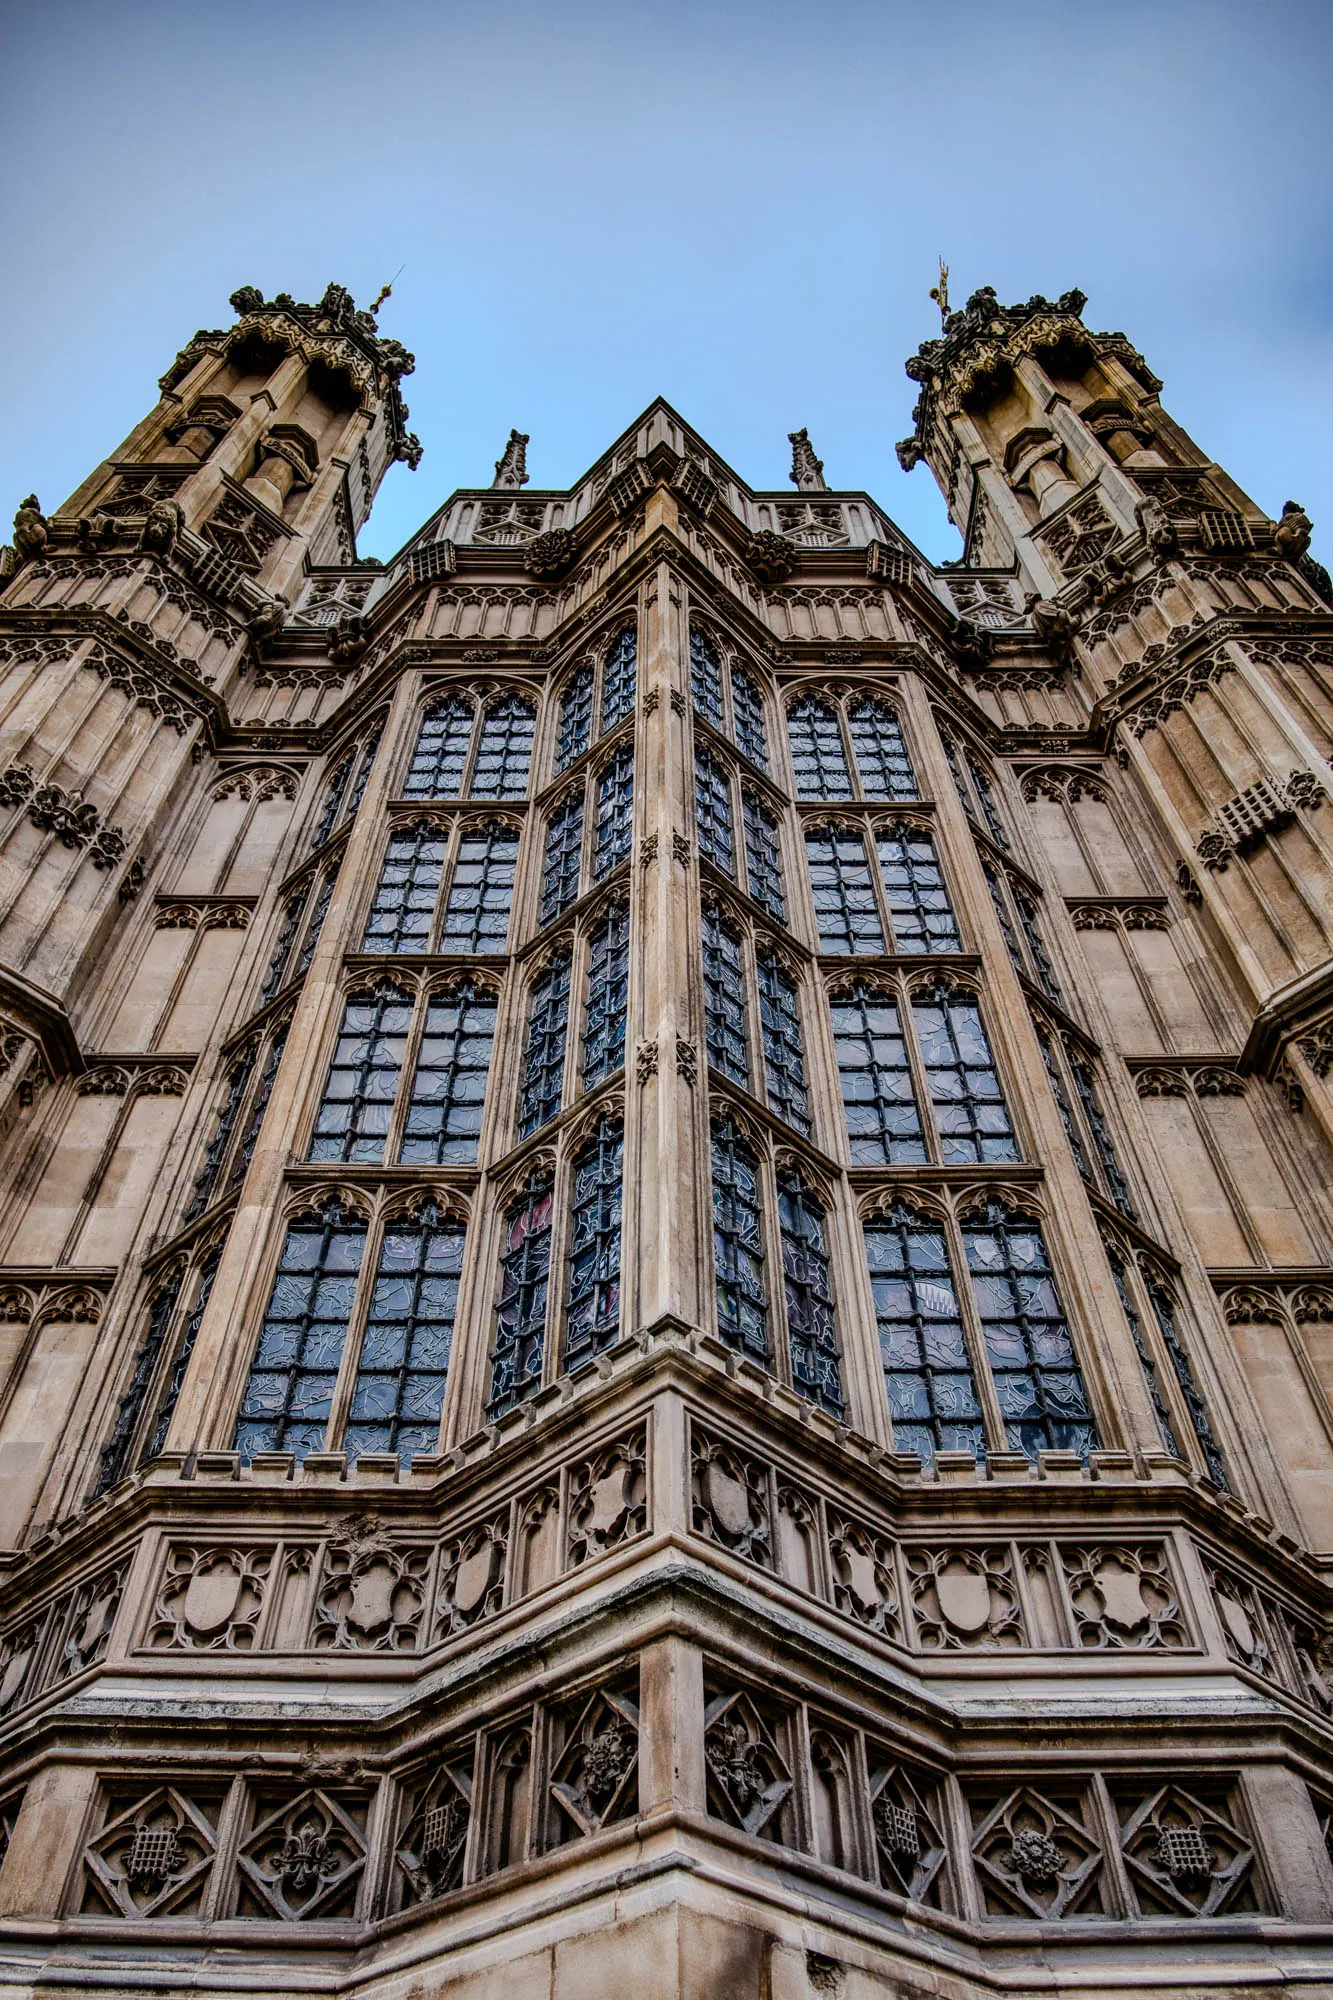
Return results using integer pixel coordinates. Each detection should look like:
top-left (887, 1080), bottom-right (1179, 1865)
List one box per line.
top-left (586, 1468), bottom-right (628, 1544)
top-left (452, 1539), bottom-right (498, 1617)
top-left (1216, 1591), bottom-right (1256, 1658)
top-left (347, 1557), bottom-right (397, 1635)
top-left (843, 1545), bottom-right (882, 1613)
top-left (183, 1558), bottom-right (243, 1638)
top-left (0, 1644), bottom-right (33, 1711)
top-left (704, 1462), bottom-right (751, 1540)
top-left (1096, 1563), bottom-right (1150, 1632)
top-left (935, 1562), bottom-right (991, 1635)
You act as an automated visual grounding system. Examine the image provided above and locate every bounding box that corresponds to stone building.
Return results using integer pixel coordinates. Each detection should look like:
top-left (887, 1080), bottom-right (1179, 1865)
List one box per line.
top-left (0, 278), bottom-right (1332, 1997)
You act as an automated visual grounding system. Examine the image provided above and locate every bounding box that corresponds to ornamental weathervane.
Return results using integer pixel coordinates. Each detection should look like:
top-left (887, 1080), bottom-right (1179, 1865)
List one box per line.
top-left (928, 258), bottom-right (950, 330)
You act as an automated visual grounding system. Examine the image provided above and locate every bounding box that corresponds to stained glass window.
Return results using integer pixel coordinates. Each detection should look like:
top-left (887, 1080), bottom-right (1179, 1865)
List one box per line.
top-left (184, 1048), bottom-right (256, 1221)
top-left (778, 1172), bottom-right (842, 1415)
top-left (593, 746), bottom-right (634, 880)
top-left (311, 753), bottom-right (351, 849)
top-left (732, 666), bottom-right (768, 771)
top-left (966, 751), bottom-right (1010, 850)
top-left (293, 866), bottom-right (337, 980)
top-left (518, 954), bottom-right (571, 1136)
top-left (440, 826), bottom-right (519, 953)
top-left (941, 733), bottom-right (971, 815)
top-left (1143, 1271), bottom-right (1229, 1489)
top-left (400, 981), bottom-right (496, 1164)
top-left (362, 823), bottom-right (448, 953)
top-left (876, 825), bottom-right (961, 952)
top-left (788, 698), bottom-right (853, 800)
top-left (695, 750), bottom-right (734, 877)
top-left (1104, 1239), bottom-right (1179, 1457)
top-left (742, 791), bottom-right (785, 921)
top-left (564, 1119), bottom-right (623, 1367)
top-left (805, 829), bottom-right (885, 955)
top-left (405, 698), bottom-right (473, 799)
top-left (962, 1202), bottom-right (1098, 1460)
top-left (711, 1120), bottom-right (769, 1364)
top-left (308, 985), bottom-right (413, 1164)
top-left (863, 1203), bottom-right (984, 1465)
top-left (912, 984), bottom-right (1018, 1164)
top-left (96, 1275), bottom-right (183, 1492)
top-left (345, 729), bottom-right (382, 818)
top-left (830, 982), bottom-right (926, 1164)
top-left (600, 626), bottom-right (637, 733)
top-left (235, 1205), bottom-right (366, 1461)
top-left (756, 950), bottom-right (809, 1134)
top-left (344, 1205), bottom-right (464, 1464)
top-left (1069, 1052), bottom-right (1136, 1218)
top-left (541, 793), bottom-right (584, 926)
top-left (145, 1251), bottom-right (220, 1463)
top-left (984, 864), bottom-right (1026, 981)
top-left (557, 665), bottom-right (594, 770)
top-left (582, 903), bottom-right (629, 1085)
top-left (261, 894), bottom-right (305, 1006)
top-left (471, 698), bottom-right (535, 800)
top-left (702, 904), bottom-right (749, 1086)
top-left (1013, 883), bottom-right (1061, 1002)
top-left (489, 1176), bottom-right (553, 1417)
top-left (1036, 1025), bottom-right (1093, 1181)
top-left (224, 1024), bottom-right (287, 1194)
top-left (690, 628), bottom-right (724, 726)
top-left (848, 698), bottom-right (916, 800)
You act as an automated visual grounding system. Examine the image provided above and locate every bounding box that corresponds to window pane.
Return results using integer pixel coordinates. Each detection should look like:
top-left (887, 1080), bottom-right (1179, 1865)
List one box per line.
top-left (702, 904), bottom-right (749, 1087)
top-left (293, 865), bottom-right (338, 980)
top-left (344, 730), bottom-right (382, 820)
top-left (966, 751), bottom-right (1010, 850)
top-left (805, 829), bottom-right (885, 955)
top-left (711, 1120), bottom-right (769, 1364)
top-left (225, 1026), bottom-right (287, 1194)
top-left (788, 698), bottom-right (853, 800)
top-left (260, 892), bottom-right (305, 1006)
top-left (344, 1208), bottom-right (465, 1464)
top-left (362, 825), bottom-right (448, 953)
top-left (741, 791), bottom-right (785, 921)
top-left (518, 954), bottom-right (571, 1136)
top-left (690, 628), bottom-right (724, 726)
top-left (96, 1273), bottom-right (184, 1492)
top-left (400, 981), bottom-right (497, 1164)
top-left (779, 1173), bottom-right (842, 1415)
top-left (963, 1203), bottom-right (1097, 1461)
top-left (864, 1203), bottom-right (984, 1465)
top-left (404, 699), bottom-right (473, 799)
top-left (144, 1252), bottom-right (220, 1465)
top-left (1143, 1271), bottom-right (1229, 1490)
top-left (235, 1207), bottom-right (366, 1461)
top-left (877, 825), bottom-right (961, 952)
top-left (582, 904), bottom-right (629, 1086)
top-left (830, 982), bottom-right (926, 1164)
top-left (1012, 882), bottom-right (1062, 1003)
top-left (470, 698), bottom-right (535, 800)
top-left (848, 698), bottom-right (917, 800)
top-left (1069, 1051), bottom-right (1136, 1218)
top-left (540, 793), bottom-right (584, 927)
top-left (593, 745), bottom-right (634, 880)
top-left (1103, 1239), bottom-right (1179, 1457)
top-left (311, 753), bottom-right (351, 849)
top-left (440, 827), bottom-right (519, 953)
top-left (489, 1179), bottom-right (552, 1417)
top-left (695, 749), bottom-right (734, 877)
top-left (731, 666), bottom-right (768, 771)
top-left (757, 950), bottom-right (809, 1135)
top-left (557, 665), bottom-right (594, 770)
top-left (184, 1048), bottom-right (256, 1221)
top-left (308, 986), bottom-right (412, 1164)
top-left (564, 1119), bottom-right (623, 1368)
top-left (912, 985), bottom-right (1018, 1164)
top-left (1036, 1025), bottom-right (1093, 1182)
top-left (600, 626), bottom-right (637, 733)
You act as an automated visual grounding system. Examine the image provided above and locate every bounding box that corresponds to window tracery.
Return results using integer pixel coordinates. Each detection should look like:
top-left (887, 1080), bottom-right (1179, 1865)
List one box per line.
top-left (402, 696), bottom-right (535, 801)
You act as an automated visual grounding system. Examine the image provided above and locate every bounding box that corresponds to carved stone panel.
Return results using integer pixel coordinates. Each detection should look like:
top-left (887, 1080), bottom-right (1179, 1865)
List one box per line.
top-left (866, 1751), bottom-right (950, 1906)
top-left (81, 1783), bottom-right (223, 1919)
top-left (546, 1681), bottom-right (640, 1846)
top-left (435, 1514), bottom-right (508, 1638)
top-left (234, 1784), bottom-right (369, 1921)
top-left (1059, 1544), bottom-right (1189, 1650)
top-left (311, 1535), bottom-right (429, 1652)
top-left (703, 1685), bottom-right (795, 1845)
top-left (967, 1783), bottom-right (1110, 1919)
top-left (566, 1427), bottom-right (647, 1569)
top-left (1112, 1779), bottom-right (1264, 1917)
top-left (148, 1545), bottom-right (271, 1651)
top-left (827, 1513), bottom-right (900, 1640)
top-left (691, 1430), bottom-right (772, 1567)
top-left (392, 1743), bottom-right (476, 1909)
top-left (907, 1546), bottom-right (1025, 1649)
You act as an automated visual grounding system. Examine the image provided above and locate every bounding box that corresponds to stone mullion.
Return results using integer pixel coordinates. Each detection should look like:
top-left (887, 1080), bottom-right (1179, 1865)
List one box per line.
top-left (168, 669), bottom-right (420, 1454)
top-left (631, 545), bottom-right (707, 1336)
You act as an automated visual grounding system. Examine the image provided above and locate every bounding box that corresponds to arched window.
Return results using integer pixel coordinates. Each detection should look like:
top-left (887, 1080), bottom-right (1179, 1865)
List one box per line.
top-left (830, 983), bottom-right (926, 1164)
top-left (756, 950), bottom-right (808, 1135)
top-left (519, 954), bottom-right (572, 1136)
top-left (582, 904), bottom-right (630, 1085)
top-left (489, 1176), bottom-right (554, 1417)
top-left (805, 829), bottom-right (885, 954)
top-left (962, 1200), bottom-right (1097, 1459)
top-left (600, 626), bottom-right (637, 733)
top-left (863, 1202), bottom-right (983, 1465)
top-left (788, 698), bottom-right (853, 800)
top-left (471, 697), bottom-right (536, 799)
top-left (564, 1118), bottom-right (624, 1367)
top-left (405, 698), bottom-right (473, 798)
top-left (731, 666), bottom-right (769, 771)
top-left (711, 1119), bottom-right (769, 1364)
top-left (690, 627), bottom-right (724, 725)
top-left (741, 791), bottom-right (784, 920)
top-left (362, 823), bottom-right (449, 953)
top-left (343, 1203), bottom-right (464, 1463)
top-left (440, 825), bottom-right (520, 953)
top-left (702, 904), bottom-right (749, 1087)
top-left (848, 698), bottom-right (916, 800)
top-left (541, 792), bottom-right (585, 926)
top-left (308, 984), bottom-right (413, 1164)
top-left (593, 746), bottom-right (634, 879)
top-left (399, 981), bottom-right (497, 1165)
top-left (875, 825), bottom-right (961, 952)
top-left (234, 1201), bottom-right (367, 1462)
top-left (695, 749), bottom-right (734, 876)
top-left (911, 982), bottom-right (1017, 1164)
top-left (557, 665), bottom-right (594, 770)
top-left (777, 1171), bottom-right (842, 1416)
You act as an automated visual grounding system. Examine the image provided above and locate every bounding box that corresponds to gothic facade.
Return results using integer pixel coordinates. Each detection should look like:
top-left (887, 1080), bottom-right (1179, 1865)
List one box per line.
top-left (0, 280), bottom-right (1331, 1997)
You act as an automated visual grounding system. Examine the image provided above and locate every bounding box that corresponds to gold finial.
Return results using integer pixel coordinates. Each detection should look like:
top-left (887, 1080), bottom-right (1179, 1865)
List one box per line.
top-left (368, 265), bottom-right (405, 319)
top-left (928, 258), bottom-right (950, 330)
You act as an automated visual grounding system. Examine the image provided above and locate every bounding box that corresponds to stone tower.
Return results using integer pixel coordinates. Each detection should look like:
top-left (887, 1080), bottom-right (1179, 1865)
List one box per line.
top-left (0, 281), bottom-right (1332, 1999)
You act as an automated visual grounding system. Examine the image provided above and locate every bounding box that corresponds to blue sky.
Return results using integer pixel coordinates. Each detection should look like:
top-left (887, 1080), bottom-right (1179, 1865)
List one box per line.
top-left (2, 0), bottom-right (1331, 565)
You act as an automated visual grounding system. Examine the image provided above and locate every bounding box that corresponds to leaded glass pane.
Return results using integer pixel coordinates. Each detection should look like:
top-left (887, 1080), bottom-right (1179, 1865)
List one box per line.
top-left (864, 1203), bottom-right (984, 1464)
top-left (489, 1178), bottom-right (552, 1417)
top-left (742, 791), bottom-right (785, 921)
top-left (1143, 1271), bottom-right (1229, 1489)
top-left (593, 745), bottom-right (634, 880)
top-left (224, 1025), bottom-right (287, 1194)
top-left (912, 985), bottom-right (1018, 1164)
top-left (805, 829), bottom-right (885, 955)
top-left (235, 1207), bottom-right (366, 1462)
top-left (941, 732), bottom-right (971, 814)
top-left (600, 626), bottom-right (637, 733)
top-left (848, 698), bottom-right (917, 800)
top-left (963, 1203), bottom-right (1097, 1461)
top-left (470, 697), bottom-right (535, 800)
top-left (145, 1251), bottom-right (220, 1464)
top-left (877, 825), bottom-right (961, 952)
top-left (344, 1207), bottom-right (465, 1463)
top-left (557, 665), bottom-right (594, 770)
top-left (345, 729), bottom-right (382, 819)
top-left (564, 1119), bottom-right (623, 1367)
top-left (830, 982), bottom-right (926, 1164)
top-left (293, 865), bottom-right (338, 980)
top-left (405, 699), bottom-right (473, 799)
top-left (702, 904), bottom-right (749, 1086)
top-left (582, 904), bottom-right (629, 1085)
top-left (788, 698), bottom-right (853, 800)
top-left (1069, 1051), bottom-right (1136, 1218)
top-left (308, 986), bottom-right (412, 1164)
top-left (731, 666), bottom-right (768, 771)
top-left (1013, 883), bottom-right (1062, 1002)
top-left (400, 981), bottom-right (497, 1164)
top-left (711, 1120), bottom-right (769, 1364)
top-left (1104, 1240), bottom-right (1179, 1457)
top-left (695, 749), bottom-right (734, 877)
top-left (983, 864), bottom-right (1026, 981)
top-left (518, 954), bottom-right (571, 1136)
top-left (440, 827), bottom-right (519, 953)
top-left (757, 950), bottom-right (809, 1134)
top-left (778, 1173), bottom-right (842, 1414)
top-left (96, 1275), bottom-right (183, 1492)
top-left (185, 1048), bottom-right (257, 1220)
top-left (690, 628), bottom-right (724, 726)
top-left (1035, 1026), bottom-right (1093, 1181)
top-left (260, 893), bottom-right (304, 1006)
top-left (311, 753), bottom-right (351, 849)
top-left (966, 751), bottom-right (1010, 850)
top-left (540, 793), bottom-right (584, 926)
top-left (362, 824), bottom-right (448, 953)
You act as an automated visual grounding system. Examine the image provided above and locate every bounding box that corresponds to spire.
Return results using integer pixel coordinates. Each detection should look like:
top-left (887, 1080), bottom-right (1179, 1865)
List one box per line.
top-left (787, 427), bottom-right (827, 493)
top-left (492, 429), bottom-right (530, 490)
